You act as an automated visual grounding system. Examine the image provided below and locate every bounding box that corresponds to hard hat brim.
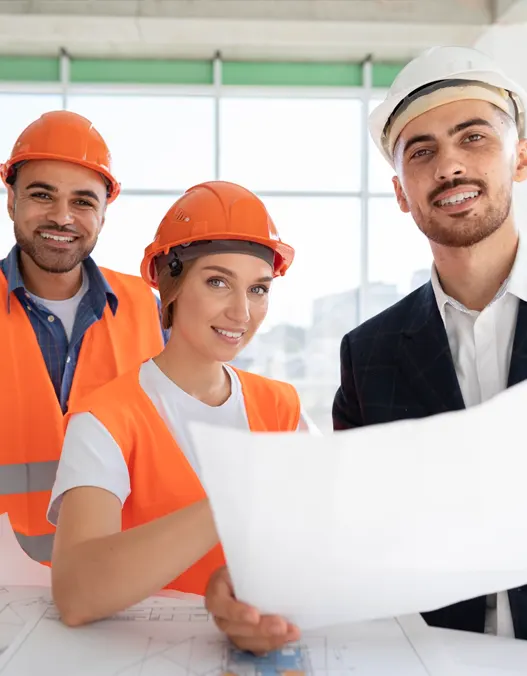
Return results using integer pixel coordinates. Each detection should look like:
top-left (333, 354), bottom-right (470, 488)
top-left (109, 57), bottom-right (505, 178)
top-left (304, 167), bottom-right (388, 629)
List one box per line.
top-left (1, 152), bottom-right (120, 203)
top-left (370, 69), bottom-right (527, 167)
top-left (141, 234), bottom-right (294, 290)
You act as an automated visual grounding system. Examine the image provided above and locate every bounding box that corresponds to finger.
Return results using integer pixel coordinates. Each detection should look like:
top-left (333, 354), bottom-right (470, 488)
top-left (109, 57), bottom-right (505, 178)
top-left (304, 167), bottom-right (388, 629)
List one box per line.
top-left (205, 569), bottom-right (260, 624)
top-left (214, 617), bottom-right (289, 639)
top-left (258, 615), bottom-right (290, 637)
top-left (284, 624), bottom-right (301, 642)
top-left (215, 616), bottom-right (300, 643)
top-left (229, 632), bottom-right (299, 655)
top-left (214, 618), bottom-right (263, 638)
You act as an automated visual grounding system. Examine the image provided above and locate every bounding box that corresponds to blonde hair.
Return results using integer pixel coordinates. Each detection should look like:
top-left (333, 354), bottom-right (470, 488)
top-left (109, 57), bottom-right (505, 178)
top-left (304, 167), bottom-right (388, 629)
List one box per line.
top-left (157, 259), bottom-right (197, 330)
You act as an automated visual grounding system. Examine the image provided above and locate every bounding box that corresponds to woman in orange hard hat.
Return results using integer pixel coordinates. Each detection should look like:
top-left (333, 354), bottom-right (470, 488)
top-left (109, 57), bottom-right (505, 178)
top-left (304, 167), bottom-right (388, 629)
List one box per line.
top-left (48, 180), bottom-right (316, 630)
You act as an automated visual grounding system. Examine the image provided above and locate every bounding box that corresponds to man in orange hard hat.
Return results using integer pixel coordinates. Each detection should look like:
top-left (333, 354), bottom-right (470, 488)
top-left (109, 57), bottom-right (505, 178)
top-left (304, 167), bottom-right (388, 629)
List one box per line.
top-left (0, 110), bottom-right (167, 566)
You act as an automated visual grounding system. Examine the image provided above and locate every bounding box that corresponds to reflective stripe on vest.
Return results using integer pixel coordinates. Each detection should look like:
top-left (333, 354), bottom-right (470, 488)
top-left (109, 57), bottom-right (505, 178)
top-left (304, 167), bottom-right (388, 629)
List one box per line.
top-left (0, 461), bottom-right (58, 495)
top-left (0, 461), bottom-right (58, 562)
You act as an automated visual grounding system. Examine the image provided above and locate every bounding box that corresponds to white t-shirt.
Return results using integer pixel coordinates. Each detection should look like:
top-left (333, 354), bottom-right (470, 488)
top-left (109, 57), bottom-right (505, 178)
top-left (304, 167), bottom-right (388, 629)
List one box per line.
top-left (48, 359), bottom-right (318, 524)
top-left (29, 267), bottom-right (89, 341)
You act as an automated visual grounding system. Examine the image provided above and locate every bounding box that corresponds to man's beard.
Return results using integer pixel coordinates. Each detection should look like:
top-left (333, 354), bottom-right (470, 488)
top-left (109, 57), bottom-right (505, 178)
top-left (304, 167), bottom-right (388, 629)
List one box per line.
top-left (14, 224), bottom-right (97, 273)
top-left (412, 179), bottom-right (512, 248)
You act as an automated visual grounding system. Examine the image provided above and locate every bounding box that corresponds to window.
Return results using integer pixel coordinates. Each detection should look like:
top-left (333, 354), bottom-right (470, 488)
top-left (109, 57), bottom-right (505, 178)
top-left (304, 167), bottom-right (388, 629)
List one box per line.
top-left (0, 93), bottom-right (62, 258)
top-left (0, 93), bottom-right (62, 164)
top-left (68, 95), bottom-right (215, 191)
top-left (94, 195), bottom-right (177, 276)
top-left (368, 97), bottom-right (395, 194)
top-left (0, 200), bottom-right (14, 258)
top-left (220, 98), bottom-right (362, 192)
top-left (367, 197), bottom-right (432, 317)
top-left (0, 93), bottom-right (63, 259)
top-left (367, 98), bottom-right (432, 319)
top-left (0, 74), bottom-right (432, 432)
top-left (219, 95), bottom-right (364, 430)
top-left (233, 196), bottom-right (361, 432)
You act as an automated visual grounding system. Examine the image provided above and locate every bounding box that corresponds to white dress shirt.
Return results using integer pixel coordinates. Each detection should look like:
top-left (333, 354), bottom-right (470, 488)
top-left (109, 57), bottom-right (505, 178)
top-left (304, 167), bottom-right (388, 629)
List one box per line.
top-left (430, 236), bottom-right (527, 638)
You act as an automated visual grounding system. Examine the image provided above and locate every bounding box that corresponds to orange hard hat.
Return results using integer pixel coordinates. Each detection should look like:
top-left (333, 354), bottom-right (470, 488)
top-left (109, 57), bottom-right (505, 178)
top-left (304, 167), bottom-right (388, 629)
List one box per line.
top-left (0, 110), bottom-right (120, 203)
top-left (141, 181), bottom-right (295, 289)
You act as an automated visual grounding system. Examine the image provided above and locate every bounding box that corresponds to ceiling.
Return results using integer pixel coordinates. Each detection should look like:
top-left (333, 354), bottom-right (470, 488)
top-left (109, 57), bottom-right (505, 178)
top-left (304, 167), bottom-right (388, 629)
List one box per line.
top-left (0, 0), bottom-right (525, 61)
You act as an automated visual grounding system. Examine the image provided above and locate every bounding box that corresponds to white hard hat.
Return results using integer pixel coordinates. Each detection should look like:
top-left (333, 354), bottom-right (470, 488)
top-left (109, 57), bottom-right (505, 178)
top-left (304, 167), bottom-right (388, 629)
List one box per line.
top-left (369, 45), bottom-right (527, 166)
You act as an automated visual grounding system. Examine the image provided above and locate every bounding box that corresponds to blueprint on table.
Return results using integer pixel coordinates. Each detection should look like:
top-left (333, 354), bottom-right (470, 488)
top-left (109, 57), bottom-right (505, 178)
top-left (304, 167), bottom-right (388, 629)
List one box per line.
top-left (0, 587), bottom-right (453, 676)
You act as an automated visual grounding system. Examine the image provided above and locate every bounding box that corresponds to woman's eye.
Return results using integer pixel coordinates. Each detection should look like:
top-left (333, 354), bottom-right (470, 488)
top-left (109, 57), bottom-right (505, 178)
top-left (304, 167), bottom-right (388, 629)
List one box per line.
top-left (208, 278), bottom-right (226, 288)
top-left (251, 285), bottom-right (269, 295)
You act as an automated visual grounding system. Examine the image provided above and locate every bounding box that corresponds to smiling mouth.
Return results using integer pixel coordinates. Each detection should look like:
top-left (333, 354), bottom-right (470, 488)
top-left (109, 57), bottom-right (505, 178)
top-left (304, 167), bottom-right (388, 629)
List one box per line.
top-left (212, 327), bottom-right (245, 340)
top-left (433, 190), bottom-right (481, 208)
top-left (38, 232), bottom-right (79, 244)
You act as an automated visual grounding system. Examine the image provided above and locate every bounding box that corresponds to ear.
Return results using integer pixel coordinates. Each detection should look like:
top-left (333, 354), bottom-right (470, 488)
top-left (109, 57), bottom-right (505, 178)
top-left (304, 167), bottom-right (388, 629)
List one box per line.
top-left (6, 186), bottom-right (15, 222)
top-left (392, 176), bottom-right (410, 213)
top-left (513, 138), bottom-right (527, 183)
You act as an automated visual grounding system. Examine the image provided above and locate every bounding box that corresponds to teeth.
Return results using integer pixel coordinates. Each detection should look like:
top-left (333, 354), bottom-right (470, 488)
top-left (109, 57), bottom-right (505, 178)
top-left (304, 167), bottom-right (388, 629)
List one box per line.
top-left (215, 328), bottom-right (243, 339)
top-left (438, 191), bottom-right (479, 207)
top-left (40, 232), bottom-right (75, 243)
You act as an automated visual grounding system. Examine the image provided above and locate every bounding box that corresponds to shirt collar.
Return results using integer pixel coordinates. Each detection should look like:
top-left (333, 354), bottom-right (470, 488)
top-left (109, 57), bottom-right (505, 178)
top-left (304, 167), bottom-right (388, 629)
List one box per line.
top-left (430, 264), bottom-right (451, 324)
top-left (3, 245), bottom-right (118, 316)
top-left (3, 245), bottom-right (25, 307)
top-left (82, 255), bottom-right (119, 317)
top-left (431, 233), bottom-right (527, 323)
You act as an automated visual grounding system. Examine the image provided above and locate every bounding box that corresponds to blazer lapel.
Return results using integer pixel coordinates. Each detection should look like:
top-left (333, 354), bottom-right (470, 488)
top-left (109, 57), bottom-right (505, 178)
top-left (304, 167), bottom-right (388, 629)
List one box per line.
top-left (508, 299), bottom-right (527, 387)
top-left (398, 282), bottom-right (465, 415)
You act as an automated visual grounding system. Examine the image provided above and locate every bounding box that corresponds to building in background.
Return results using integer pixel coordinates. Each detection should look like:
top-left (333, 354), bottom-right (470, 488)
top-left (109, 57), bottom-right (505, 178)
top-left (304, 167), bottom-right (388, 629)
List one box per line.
top-left (233, 281), bottom-right (403, 432)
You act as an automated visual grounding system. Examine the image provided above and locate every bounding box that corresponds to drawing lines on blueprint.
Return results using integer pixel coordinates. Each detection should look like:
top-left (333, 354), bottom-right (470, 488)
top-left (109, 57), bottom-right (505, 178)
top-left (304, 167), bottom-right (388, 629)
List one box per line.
top-left (114, 634), bottom-right (229, 676)
top-left (45, 603), bottom-right (211, 623)
top-left (0, 596), bottom-right (442, 676)
top-left (110, 631), bottom-right (369, 676)
top-left (0, 593), bottom-right (49, 653)
top-left (0, 602), bottom-right (26, 654)
top-left (113, 636), bottom-right (310, 676)
top-left (0, 593), bottom-right (49, 671)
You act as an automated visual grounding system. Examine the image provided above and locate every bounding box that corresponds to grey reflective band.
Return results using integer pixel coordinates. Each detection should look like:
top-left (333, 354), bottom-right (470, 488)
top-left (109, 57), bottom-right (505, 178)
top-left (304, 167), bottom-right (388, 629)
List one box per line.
top-left (15, 531), bottom-right (54, 563)
top-left (0, 461), bottom-right (59, 496)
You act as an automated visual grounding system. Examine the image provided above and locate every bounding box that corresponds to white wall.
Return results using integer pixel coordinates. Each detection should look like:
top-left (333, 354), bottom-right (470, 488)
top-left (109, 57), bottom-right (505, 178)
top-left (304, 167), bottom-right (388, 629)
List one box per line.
top-left (476, 24), bottom-right (527, 229)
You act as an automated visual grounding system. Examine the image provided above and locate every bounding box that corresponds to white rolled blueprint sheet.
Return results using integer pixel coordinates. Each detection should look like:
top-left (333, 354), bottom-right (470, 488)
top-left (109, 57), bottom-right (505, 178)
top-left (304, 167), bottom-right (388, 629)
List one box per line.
top-left (190, 379), bottom-right (527, 630)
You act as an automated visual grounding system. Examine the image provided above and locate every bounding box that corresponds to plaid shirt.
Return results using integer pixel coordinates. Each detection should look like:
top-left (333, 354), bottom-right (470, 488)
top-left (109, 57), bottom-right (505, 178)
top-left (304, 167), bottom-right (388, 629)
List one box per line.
top-left (1, 245), bottom-right (168, 412)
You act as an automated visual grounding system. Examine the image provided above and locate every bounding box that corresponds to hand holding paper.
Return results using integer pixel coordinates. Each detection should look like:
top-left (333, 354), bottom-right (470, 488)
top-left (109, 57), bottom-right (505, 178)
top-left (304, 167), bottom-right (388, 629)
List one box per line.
top-left (205, 566), bottom-right (300, 653)
top-left (191, 380), bottom-right (527, 630)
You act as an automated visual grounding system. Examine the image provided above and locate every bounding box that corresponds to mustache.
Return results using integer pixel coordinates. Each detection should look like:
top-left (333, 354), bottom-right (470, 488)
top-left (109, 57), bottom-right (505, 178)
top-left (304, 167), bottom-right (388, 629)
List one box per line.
top-left (429, 178), bottom-right (486, 204)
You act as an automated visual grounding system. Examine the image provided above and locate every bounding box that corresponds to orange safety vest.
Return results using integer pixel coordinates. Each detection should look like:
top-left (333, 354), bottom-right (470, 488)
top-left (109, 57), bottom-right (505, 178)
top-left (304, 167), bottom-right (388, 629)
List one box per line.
top-left (0, 268), bottom-right (164, 564)
top-left (66, 366), bottom-right (301, 595)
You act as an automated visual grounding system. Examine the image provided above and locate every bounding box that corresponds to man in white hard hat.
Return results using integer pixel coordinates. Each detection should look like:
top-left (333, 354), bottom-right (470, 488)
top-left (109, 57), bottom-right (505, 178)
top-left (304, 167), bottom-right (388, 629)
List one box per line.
top-left (333, 46), bottom-right (527, 639)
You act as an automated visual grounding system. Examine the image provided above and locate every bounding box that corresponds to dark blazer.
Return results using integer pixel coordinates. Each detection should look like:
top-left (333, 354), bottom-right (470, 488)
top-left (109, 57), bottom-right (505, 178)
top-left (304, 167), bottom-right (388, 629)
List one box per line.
top-left (332, 281), bottom-right (527, 639)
